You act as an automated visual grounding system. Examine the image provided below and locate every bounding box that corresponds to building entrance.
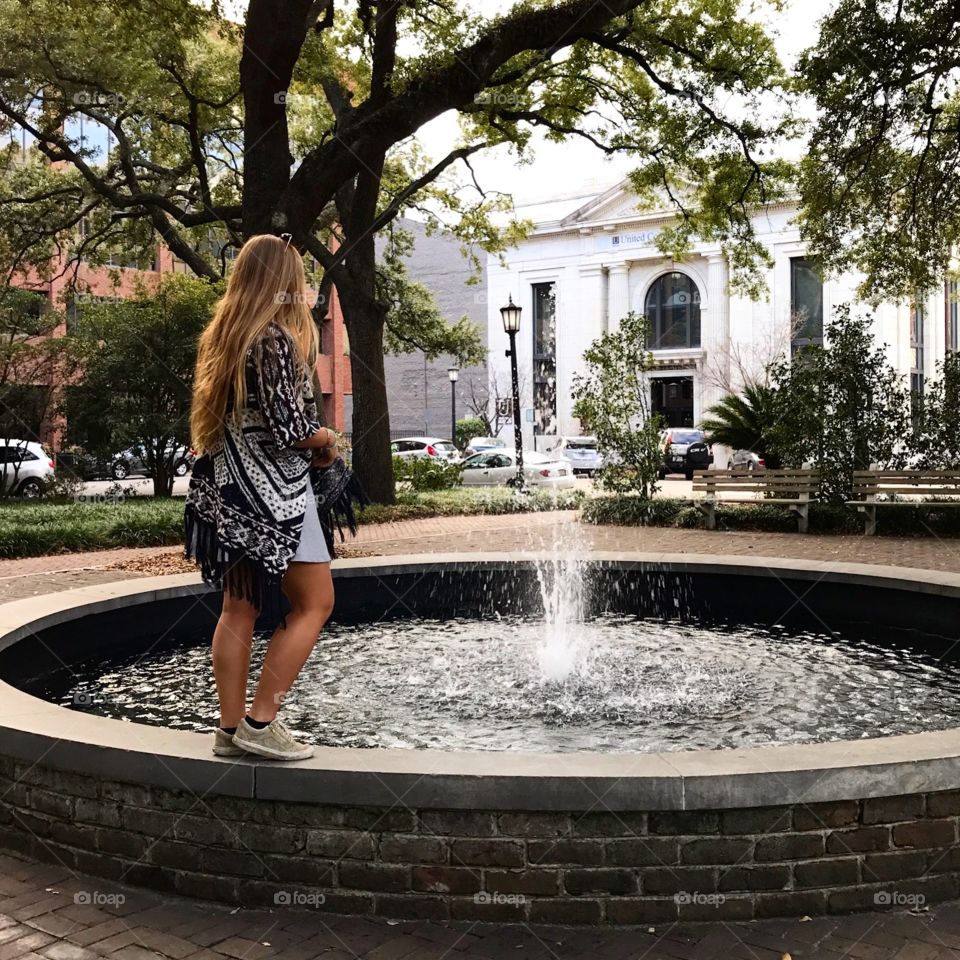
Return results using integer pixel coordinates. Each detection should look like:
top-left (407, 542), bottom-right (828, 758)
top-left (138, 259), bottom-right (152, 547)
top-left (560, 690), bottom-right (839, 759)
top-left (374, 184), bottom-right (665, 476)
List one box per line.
top-left (651, 376), bottom-right (694, 427)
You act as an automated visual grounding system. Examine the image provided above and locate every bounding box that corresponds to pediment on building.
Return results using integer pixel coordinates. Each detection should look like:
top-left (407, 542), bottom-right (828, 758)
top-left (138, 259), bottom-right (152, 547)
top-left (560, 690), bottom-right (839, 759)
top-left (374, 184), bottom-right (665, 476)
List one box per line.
top-left (560, 179), bottom-right (677, 227)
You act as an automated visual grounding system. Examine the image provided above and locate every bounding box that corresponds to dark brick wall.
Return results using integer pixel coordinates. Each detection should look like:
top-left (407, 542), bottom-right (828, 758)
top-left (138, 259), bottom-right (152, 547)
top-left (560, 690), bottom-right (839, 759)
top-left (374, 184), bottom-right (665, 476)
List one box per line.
top-left (2, 756), bottom-right (959, 924)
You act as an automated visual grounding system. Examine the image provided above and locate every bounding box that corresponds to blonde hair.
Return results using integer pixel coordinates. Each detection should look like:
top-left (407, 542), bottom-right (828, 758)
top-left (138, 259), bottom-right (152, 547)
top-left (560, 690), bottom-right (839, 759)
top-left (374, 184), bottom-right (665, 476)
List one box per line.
top-left (191, 235), bottom-right (319, 454)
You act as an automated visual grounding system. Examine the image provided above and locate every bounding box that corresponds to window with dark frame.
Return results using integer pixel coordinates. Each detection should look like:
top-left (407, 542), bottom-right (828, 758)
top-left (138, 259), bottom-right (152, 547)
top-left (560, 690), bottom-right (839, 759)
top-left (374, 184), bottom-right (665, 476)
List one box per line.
top-left (910, 300), bottom-right (925, 428)
top-left (644, 272), bottom-right (701, 349)
top-left (790, 257), bottom-right (824, 355)
top-left (532, 281), bottom-right (557, 435)
top-left (947, 280), bottom-right (958, 353)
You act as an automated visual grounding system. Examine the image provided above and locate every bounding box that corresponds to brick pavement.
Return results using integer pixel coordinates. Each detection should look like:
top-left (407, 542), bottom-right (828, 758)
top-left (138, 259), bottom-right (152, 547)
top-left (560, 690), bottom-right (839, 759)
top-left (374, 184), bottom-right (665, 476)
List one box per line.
top-left (5, 512), bottom-right (960, 955)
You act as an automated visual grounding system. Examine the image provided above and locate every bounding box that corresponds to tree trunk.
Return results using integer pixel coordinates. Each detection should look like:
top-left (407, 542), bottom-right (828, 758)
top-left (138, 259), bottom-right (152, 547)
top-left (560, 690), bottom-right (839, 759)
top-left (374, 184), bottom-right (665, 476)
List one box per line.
top-left (336, 282), bottom-right (394, 504)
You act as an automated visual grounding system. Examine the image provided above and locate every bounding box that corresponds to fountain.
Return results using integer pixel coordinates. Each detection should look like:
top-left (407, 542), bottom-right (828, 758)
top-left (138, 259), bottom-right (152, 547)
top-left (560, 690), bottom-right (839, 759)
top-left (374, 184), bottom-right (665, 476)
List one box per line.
top-left (2, 552), bottom-right (960, 924)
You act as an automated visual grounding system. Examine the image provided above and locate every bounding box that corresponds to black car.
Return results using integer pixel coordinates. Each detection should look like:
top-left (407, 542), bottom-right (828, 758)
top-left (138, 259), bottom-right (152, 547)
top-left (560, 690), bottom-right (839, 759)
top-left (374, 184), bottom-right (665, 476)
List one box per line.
top-left (658, 429), bottom-right (714, 480)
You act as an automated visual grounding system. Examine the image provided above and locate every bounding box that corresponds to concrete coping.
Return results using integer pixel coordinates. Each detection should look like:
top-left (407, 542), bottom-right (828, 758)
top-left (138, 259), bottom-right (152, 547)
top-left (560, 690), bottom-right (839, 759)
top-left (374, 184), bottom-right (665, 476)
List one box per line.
top-left (2, 552), bottom-right (960, 811)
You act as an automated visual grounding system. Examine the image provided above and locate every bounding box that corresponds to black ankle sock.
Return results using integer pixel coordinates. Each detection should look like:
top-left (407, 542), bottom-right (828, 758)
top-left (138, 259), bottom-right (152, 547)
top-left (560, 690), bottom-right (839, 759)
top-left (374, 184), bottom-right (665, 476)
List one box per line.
top-left (220, 726), bottom-right (237, 735)
top-left (245, 716), bottom-right (270, 730)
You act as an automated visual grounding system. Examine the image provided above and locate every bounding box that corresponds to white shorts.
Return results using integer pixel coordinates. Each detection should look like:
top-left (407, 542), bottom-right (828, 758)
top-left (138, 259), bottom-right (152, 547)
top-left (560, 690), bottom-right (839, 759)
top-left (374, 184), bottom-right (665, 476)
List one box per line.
top-left (291, 486), bottom-right (331, 563)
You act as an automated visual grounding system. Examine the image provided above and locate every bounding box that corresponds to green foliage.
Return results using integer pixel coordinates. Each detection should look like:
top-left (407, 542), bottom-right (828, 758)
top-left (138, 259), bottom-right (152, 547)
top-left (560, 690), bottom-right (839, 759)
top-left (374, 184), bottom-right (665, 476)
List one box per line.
top-left (581, 496), bottom-right (686, 527)
top-left (572, 312), bottom-right (663, 498)
top-left (64, 274), bottom-right (221, 496)
top-left (912, 352), bottom-right (960, 469)
top-left (768, 306), bottom-right (910, 503)
top-left (0, 497), bottom-right (186, 557)
top-left (455, 417), bottom-right (487, 452)
top-left (392, 455), bottom-right (463, 492)
top-left (797, 0), bottom-right (960, 300)
top-left (0, 486), bottom-right (584, 558)
top-left (701, 384), bottom-right (781, 468)
top-left (0, 288), bottom-right (80, 457)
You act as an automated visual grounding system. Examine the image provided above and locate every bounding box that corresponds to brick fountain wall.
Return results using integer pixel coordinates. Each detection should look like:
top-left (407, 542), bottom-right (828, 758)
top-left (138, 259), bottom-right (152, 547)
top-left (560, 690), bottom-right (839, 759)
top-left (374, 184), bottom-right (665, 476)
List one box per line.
top-left (3, 758), bottom-right (959, 924)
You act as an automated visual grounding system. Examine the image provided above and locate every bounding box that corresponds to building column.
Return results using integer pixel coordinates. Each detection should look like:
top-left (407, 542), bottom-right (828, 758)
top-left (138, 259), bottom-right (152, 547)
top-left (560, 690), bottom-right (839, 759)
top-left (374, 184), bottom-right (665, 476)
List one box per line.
top-left (703, 252), bottom-right (731, 409)
top-left (607, 263), bottom-right (630, 334)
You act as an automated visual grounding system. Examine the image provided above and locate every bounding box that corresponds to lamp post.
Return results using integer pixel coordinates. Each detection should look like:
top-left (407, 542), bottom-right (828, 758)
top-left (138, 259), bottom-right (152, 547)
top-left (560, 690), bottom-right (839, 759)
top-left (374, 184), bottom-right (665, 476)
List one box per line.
top-left (500, 295), bottom-right (524, 490)
top-left (447, 367), bottom-right (459, 445)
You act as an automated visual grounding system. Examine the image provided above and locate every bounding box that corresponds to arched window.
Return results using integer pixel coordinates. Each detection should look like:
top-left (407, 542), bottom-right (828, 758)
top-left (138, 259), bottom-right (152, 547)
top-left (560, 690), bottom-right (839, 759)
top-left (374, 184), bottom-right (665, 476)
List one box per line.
top-left (644, 272), bottom-right (701, 349)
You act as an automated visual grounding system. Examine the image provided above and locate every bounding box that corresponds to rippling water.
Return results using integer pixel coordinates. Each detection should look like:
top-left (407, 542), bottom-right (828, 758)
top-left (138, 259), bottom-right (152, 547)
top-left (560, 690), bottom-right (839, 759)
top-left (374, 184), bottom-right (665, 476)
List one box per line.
top-left (29, 614), bottom-right (960, 752)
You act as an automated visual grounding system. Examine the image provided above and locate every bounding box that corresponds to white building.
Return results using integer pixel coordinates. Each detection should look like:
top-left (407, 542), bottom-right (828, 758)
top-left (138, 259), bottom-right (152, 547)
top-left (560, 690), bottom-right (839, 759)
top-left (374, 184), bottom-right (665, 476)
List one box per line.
top-left (486, 180), bottom-right (959, 461)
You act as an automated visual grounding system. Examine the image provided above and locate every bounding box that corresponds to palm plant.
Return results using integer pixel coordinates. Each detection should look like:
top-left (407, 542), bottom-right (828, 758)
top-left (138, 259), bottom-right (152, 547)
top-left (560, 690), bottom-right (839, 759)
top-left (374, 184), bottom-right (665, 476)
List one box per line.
top-left (701, 384), bottom-right (780, 468)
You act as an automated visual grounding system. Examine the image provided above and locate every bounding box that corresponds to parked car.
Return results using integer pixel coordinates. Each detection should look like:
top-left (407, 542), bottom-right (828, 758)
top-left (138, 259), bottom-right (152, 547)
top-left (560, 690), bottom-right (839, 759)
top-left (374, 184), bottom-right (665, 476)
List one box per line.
top-left (460, 449), bottom-right (575, 489)
top-left (390, 437), bottom-right (459, 461)
top-left (111, 444), bottom-right (195, 480)
top-left (463, 436), bottom-right (507, 457)
top-left (658, 428), bottom-right (714, 480)
top-left (544, 436), bottom-right (603, 475)
top-left (729, 449), bottom-right (766, 471)
top-left (0, 440), bottom-right (55, 498)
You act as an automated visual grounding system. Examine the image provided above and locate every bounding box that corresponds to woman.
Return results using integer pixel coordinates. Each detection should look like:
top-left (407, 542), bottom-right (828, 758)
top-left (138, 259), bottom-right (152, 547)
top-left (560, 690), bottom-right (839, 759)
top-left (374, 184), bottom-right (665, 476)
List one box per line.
top-left (185, 234), bottom-right (354, 762)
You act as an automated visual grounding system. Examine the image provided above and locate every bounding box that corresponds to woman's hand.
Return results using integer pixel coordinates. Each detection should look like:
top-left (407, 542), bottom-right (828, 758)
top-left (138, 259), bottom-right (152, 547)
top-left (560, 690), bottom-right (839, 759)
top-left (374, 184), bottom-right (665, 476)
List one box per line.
top-left (312, 445), bottom-right (339, 468)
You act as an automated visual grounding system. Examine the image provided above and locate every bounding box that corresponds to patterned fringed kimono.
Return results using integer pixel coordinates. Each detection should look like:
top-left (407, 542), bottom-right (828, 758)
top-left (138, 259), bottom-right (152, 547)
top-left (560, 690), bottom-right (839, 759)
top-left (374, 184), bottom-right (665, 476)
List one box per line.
top-left (184, 324), bottom-right (366, 623)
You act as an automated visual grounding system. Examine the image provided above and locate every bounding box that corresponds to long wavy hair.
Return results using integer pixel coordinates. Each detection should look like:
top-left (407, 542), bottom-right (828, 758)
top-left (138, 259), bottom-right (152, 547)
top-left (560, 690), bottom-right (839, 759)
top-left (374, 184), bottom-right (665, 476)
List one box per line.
top-left (191, 235), bottom-right (319, 454)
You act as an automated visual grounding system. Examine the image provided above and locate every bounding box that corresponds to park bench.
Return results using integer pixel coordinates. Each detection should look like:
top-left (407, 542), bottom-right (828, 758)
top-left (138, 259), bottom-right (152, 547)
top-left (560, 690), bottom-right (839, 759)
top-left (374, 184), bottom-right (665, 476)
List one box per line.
top-left (692, 467), bottom-right (820, 533)
top-left (847, 469), bottom-right (960, 535)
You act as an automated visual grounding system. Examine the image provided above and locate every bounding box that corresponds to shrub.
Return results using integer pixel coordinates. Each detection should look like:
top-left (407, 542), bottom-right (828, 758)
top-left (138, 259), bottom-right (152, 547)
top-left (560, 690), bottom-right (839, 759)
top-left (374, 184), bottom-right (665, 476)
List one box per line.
top-left (582, 496), bottom-right (685, 526)
top-left (392, 455), bottom-right (462, 491)
top-left (455, 417), bottom-right (488, 452)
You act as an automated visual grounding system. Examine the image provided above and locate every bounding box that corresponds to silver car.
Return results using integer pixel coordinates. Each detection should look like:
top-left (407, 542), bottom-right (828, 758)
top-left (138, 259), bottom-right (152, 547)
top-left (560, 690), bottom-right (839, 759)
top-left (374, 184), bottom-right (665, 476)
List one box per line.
top-left (544, 436), bottom-right (603, 475)
top-left (0, 440), bottom-right (55, 498)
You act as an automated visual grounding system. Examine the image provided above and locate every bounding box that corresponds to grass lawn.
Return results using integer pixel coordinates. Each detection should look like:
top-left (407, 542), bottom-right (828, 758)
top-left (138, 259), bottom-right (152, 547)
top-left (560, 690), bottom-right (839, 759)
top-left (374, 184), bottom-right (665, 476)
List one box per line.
top-left (0, 487), bottom-right (584, 559)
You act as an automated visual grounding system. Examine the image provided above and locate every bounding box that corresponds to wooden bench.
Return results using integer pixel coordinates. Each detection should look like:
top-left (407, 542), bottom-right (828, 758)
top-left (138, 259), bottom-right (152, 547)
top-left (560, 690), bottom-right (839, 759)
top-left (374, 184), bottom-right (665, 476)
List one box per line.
top-left (847, 469), bottom-right (960, 535)
top-left (692, 468), bottom-right (820, 533)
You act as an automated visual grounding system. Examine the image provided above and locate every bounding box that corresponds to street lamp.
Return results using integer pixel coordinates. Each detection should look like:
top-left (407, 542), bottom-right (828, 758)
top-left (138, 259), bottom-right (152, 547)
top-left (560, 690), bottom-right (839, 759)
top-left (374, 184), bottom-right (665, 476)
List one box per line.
top-left (447, 367), bottom-right (459, 445)
top-left (500, 294), bottom-right (525, 490)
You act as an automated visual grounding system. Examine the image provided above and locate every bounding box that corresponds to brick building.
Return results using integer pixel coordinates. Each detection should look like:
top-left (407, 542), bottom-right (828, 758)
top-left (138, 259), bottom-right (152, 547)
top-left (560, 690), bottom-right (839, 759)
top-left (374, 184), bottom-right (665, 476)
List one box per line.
top-left (11, 244), bottom-right (352, 449)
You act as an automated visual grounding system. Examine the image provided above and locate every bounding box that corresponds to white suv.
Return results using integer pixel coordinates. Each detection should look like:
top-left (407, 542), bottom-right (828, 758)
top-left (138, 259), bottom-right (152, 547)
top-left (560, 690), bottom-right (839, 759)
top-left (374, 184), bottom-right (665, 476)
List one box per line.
top-left (0, 440), bottom-right (55, 498)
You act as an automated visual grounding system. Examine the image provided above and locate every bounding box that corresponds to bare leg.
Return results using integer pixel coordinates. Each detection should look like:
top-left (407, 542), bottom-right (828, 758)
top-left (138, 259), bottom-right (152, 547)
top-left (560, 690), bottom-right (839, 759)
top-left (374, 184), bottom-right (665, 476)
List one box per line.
top-left (248, 561), bottom-right (334, 723)
top-left (211, 591), bottom-right (259, 729)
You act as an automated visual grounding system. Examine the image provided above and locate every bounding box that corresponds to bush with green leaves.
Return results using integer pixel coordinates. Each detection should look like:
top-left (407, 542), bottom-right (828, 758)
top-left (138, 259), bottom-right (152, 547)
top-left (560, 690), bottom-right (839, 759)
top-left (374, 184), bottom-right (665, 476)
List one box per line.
top-left (911, 351), bottom-right (960, 469)
top-left (573, 312), bottom-right (663, 498)
top-left (65, 274), bottom-right (221, 497)
top-left (392, 455), bottom-right (462, 492)
top-left (455, 417), bottom-right (487, 452)
top-left (768, 305), bottom-right (910, 503)
top-left (582, 496), bottom-right (686, 527)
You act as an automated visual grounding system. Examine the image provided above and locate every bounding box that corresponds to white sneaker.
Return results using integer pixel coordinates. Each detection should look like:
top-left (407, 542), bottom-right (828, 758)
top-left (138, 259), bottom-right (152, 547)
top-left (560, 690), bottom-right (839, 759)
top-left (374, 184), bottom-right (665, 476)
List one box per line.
top-left (232, 718), bottom-right (314, 761)
top-left (212, 727), bottom-right (246, 757)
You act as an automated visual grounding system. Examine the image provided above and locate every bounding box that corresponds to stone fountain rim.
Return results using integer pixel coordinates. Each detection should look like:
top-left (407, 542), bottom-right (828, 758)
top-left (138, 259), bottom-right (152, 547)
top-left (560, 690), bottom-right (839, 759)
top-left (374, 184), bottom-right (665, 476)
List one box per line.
top-left (2, 551), bottom-right (959, 811)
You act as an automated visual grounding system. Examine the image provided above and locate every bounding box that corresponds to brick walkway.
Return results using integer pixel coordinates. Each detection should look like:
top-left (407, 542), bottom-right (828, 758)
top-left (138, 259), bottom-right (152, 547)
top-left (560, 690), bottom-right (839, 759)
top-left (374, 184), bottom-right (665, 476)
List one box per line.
top-left (6, 512), bottom-right (960, 956)
top-left (3, 849), bottom-right (960, 958)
